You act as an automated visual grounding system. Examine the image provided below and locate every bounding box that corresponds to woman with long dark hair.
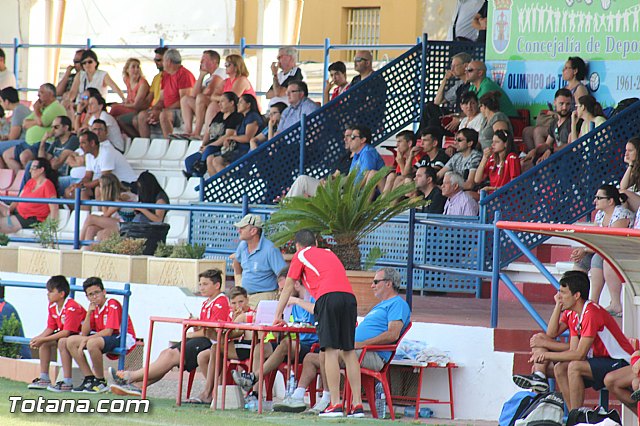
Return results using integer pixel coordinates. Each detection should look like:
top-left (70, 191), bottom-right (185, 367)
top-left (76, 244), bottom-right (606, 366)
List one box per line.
top-left (0, 157), bottom-right (59, 233)
top-left (568, 95), bottom-right (606, 144)
top-left (474, 129), bottom-right (521, 190)
top-left (620, 137), bottom-right (640, 213)
top-left (477, 91), bottom-right (514, 150)
top-left (132, 171), bottom-right (169, 223)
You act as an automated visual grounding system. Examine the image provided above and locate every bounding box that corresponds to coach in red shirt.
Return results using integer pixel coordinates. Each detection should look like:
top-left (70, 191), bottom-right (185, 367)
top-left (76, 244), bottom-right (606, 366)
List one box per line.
top-left (274, 229), bottom-right (363, 417)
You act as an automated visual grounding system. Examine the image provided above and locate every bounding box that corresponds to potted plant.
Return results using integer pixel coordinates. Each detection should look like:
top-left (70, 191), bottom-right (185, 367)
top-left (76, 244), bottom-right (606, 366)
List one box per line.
top-left (82, 233), bottom-right (148, 283)
top-left (0, 232), bottom-right (18, 273)
top-left (147, 242), bottom-right (227, 291)
top-left (268, 167), bottom-right (423, 313)
top-left (17, 218), bottom-right (82, 277)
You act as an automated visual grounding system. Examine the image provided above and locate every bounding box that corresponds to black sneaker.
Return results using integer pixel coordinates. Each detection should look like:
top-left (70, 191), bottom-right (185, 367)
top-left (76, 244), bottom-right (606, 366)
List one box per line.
top-left (88, 378), bottom-right (109, 393)
top-left (631, 388), bottom-right (640, 402)
top-left (72, 377), bottom-right (95, 393)
top-left (47, 381), bottom-right (73, 393)
top-left (512, 373), bottom-right (549, 392)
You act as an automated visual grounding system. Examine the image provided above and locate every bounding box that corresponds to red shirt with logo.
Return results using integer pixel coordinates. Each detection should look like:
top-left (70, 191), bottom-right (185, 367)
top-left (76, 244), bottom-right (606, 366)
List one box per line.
top-left (90, 298), bottom-right (136, 339)
top-left (47, 298), bottom-right (86, 333)
top-left (288, 246), bottom-right (353, 300)
top-left (200, 293), bottom-right (231, 322)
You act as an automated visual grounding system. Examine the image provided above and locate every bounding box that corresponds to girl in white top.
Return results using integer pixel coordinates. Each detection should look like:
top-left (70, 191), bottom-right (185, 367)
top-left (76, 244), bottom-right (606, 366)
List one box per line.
top-left (68, 50), bottom-right (125, 105)
top-left (459, 91), bottom-right (485, 133)
top-left (81, 92), bottom-right (125, 152)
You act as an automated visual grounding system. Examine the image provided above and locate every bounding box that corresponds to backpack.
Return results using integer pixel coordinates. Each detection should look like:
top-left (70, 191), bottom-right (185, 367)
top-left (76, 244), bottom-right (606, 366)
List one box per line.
top-left (513, 392), bottom-right (564, 426)
top-left (499, 391), bottom-right (536, 426)
top-left (566, 406), bottom-right (621, 426)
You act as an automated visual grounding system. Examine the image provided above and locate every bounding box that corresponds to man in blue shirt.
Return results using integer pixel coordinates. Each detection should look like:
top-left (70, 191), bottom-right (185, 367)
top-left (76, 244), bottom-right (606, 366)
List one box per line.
top-left (275, 267), bottom-right (411, 415)
top-left (277, 81), bottom-right (320, 134)
top-left (348, 125), bottom-right (385, 183)
top-left (233, 214), bottom-right (287, 307)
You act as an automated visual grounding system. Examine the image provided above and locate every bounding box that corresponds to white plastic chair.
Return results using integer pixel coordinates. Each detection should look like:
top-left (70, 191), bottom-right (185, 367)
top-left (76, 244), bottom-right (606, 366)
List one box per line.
top-left (165, 176), bottom-right (187, 202)
top-left (125, 138), bottom-right (150, 167)
top-left (141, 139), bottom-right (170, 168)
top-left (178, 177), bottom-right (202, 203)
top-left (165, 211), bottom-right (189, 244)
top-left (160, 140), bottom-right (189, 169)
top-left (59, 210), bottom-right (89, 241)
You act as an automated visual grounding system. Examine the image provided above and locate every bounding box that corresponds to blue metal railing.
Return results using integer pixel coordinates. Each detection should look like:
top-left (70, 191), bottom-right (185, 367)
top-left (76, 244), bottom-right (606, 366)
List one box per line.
top-left (0, 279), bottom-right (132, 370)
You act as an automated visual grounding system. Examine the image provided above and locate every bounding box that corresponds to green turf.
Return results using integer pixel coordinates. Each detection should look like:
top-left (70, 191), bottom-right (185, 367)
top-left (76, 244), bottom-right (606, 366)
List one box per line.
top-left (0, 378), bottom-right (407, 425)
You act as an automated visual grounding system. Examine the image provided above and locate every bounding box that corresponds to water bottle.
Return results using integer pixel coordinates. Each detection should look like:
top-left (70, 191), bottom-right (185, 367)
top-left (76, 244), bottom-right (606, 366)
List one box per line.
top-left (245, 398), bottom-right (258, 412)
top-left (375, 381), bottom-right (386, 418)
top-left (286, 370), bottom-right (297, 397)
top-left (404, 406), bottom-right (433, 418)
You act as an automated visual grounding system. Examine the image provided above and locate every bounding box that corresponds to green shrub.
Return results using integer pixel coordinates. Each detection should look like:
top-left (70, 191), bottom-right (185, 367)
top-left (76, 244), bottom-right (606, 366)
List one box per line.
top-left (90, 233), bottom-right (146, 255)
top-left (0, 233), bottom-right (9, 246)
top-left (0, 313), bottom-right (22, 359)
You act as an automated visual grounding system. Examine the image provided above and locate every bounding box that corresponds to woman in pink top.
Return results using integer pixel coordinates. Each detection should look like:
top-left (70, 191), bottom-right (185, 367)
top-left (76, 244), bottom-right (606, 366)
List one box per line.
top-left (202, 54), bottom-right (256, 142)
top-left (110, 58), bottom-right (150, 118)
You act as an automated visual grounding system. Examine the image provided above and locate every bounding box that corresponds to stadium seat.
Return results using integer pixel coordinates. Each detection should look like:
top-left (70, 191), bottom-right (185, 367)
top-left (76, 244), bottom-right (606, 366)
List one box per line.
top-left (160, 140), bottom-right (189, 169)
top-left (0, 169), bottom-right (15, 195)
top-left (165, 211), bottom-right (189, 244)
top-left (141, 139), bottom-right (170, 168)
top-left (59, 210), bottom-right (89, 241)
top-left (125, 138), bottom-right (150, 165)
top-left (5, 171), bottom-right (25, 197)
top-left (165, 177), bottom-right (186, 202)
top-left (178, 178), bottom-right (201, 203)
top-left (56, 209), bottom-right (71, 232)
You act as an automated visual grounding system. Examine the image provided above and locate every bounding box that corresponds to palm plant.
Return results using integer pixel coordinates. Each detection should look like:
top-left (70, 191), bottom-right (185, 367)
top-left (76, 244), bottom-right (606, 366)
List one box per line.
top-left (268, 167), bottom-right (424, 270)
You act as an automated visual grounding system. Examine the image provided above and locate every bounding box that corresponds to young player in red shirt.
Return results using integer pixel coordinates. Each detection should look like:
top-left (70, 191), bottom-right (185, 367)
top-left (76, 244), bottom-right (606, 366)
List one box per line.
top-left (110, 269), bottom-right (230, 397)
top-left (65, 277), bottom-right (136, 394)
top-left (27, 275), bottom-right (86, 392)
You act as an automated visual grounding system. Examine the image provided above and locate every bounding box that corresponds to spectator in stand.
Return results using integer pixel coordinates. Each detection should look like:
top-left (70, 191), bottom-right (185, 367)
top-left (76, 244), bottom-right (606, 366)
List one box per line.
top-left (0, 48), bottom-right (17, 90)
top-left (20, 116), bottom-right (79, 190)
top-left (408, 127), bottom-right (449, 173)
top-left (382, 130), bottom-right (418, 193)
top-left (458, 91), bottom-right (485, 133)
top-left (275, 263), bottom-right (410, 416)
top-left (131, 171), bottom-right (169, 223)
top-left (208, 94), bottom-right (263, 175)
top-left (109, 58), bottom-right (151, 131)
top-left (414, 165), bottom-right (446, 214)
top-left (234, 268), bottom-right (318, 412)
top-left (27, 275), bottom-right (87, 392)
top-left (1, 83), bottom-right (67, 171)
top-left (448, 0), bottom-right (486, 42)
top-left (347, 125), bottom-right (385, 184)
top-left (477, 91), bottom-right (514, 150)
top-left (466, 61), bottom-right (517, 117)
top-left (563, 56), bottom-right (589, 107)
top-left (233, 214), bottom-right (287, 307)
top-left (351, 50), bottom-right (374, 86)
top-left (56, 49), bottom-right (85, 97)
top-left (522, 88), bottom-right (573, 168)
top-left (137, 49), bottom-right (195, 139)
top-left (178, 50), bottom-right (225, 139)
top-left (201, 54), bottom-right (256, 143)
top-left (267, 46), bottom-right (304, 107)
top-left (79, 174), bottom-right (136, 245)
top-left (422, 52), bottom-right (473, 133)
top-left (570, 185), bottom-right (633, 316)
top-left (75, 91), bottom-right (124, 152)
top-left (66, 277), bottom-right (136, 394)
top-left (437, 128), bottom-right (482, 190)
top-left (68, 50), bottom-right (125, 109)
top-left (285, 125), bottom-right (354, 198)
top-left (323, 61), bottom-right (350, 104)
top-left (0, 157), bottom-right (59, 234)
top-left (471, 0), bottom-right (488, 42)
top-left (0, 87), bottom-right (31, 141)
top-left (475, 129), bottom-right (521, 191)
top-left (277, 81), bottom-right (320, 134)
top-left (442, 171), bottom-right (479, 216)
top-left (66, 130), bottom-right (138, 202)
top-left (249, 102), bottom-right (287, 150)
top-left (568, 95), bottom-right (606, 144)
top-left (71, 88), bottom-right (97, 131)
top-left (183, 92), bottom-right (242, 178)
top-left (110, 270), bottom-right (227, 397)
top-left (515, 271), bottom-right (633, 411)
top-left (620, 137), bottom-right (640, 212)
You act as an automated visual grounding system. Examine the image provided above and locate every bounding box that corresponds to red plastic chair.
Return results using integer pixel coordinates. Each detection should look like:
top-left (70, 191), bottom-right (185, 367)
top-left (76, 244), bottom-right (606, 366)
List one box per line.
top-left (343, 322), bottom-right (412, 419)
top-left (186, 358), bottom-right (251, 400)
top-left (0, 169), bottom-right (14, 195)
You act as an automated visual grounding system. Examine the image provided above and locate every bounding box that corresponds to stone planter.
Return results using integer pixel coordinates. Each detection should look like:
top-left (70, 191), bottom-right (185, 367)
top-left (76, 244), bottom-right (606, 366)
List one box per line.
top-left (0, 246), bottom-right (19, 273)
top-left (347, 270), bottom-right (377, 316)
top-left (147, 258), bottom-right (227, 291)
top-left (0, 356), bottom-right (60, 384)
top-left (82, 252), bottom-right (147, 283)
top-left (17, 247), bottom-right (82, 277)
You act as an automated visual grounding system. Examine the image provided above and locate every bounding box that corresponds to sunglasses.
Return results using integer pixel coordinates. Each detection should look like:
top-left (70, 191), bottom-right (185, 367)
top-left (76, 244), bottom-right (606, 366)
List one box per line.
top-left (52, 125), bottom-right (61, 129)
top-left (73, 60), bottom-right (82, 64)
top-left (153, 58), bottom-right (162, 63)
top-left (349, 134), bottom-right (362, 140)
top-left (465, 68), bottom-right (475, 73)
top-left (594, 196), bottom-right (611, 200)
top-left (354, 57), bottom-right (368, 63)
top-left (455, 138), bottom-right (467, 142)
top-left (81, 95), bottom-right (89, 100)
top-left (372, 279), bottom-right (388, 285)
top-left (81, 60), bottom-right (95, 65)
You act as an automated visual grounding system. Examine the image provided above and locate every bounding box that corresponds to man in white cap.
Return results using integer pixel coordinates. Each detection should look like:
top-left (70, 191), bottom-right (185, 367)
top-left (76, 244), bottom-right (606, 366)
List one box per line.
top-left (233, 214), bottom-right (287, 307)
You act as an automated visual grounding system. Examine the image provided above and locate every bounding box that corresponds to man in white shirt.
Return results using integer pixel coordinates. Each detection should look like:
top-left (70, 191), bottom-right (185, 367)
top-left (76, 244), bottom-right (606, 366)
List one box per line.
top-left (0, 48), bottom-right (17, 90)
top-left (447, 0), bottom-right (486, 42)
top-left (266, 46), bottom-right (304, 107)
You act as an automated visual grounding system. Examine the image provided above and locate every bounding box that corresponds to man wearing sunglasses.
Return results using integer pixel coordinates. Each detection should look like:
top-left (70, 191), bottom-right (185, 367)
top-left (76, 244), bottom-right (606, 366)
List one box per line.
top-left (351, 50), bottom-right (374, 86)
top-left (56, 49), bottom-right (85, 98)
top-left (466, 60), bottom-right (517, 117)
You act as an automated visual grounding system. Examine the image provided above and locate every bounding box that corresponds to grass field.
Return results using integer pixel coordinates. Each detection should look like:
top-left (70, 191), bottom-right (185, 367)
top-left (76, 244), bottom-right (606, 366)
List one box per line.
top-left (0, 378), bottom-right (421, 426)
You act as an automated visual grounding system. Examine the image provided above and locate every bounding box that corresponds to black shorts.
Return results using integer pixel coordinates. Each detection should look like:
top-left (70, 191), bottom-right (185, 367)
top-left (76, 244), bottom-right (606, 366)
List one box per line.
top-left (14, 213), bottom-right (39, 229)
top-left (233, 339), bottom-right (253, 361)
top-left (102, 335), bottom-right (122, 354)
top-left (585, 357), bottom-right (629, 390)
top-left (314, 292), bottom-right (357, 351)
top-left (170, 337), bottom-right (212, 372)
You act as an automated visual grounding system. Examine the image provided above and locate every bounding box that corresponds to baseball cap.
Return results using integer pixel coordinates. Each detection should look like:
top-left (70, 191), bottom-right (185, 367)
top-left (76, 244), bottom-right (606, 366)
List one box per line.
top-left (234, 214), bottom-right (263, 228)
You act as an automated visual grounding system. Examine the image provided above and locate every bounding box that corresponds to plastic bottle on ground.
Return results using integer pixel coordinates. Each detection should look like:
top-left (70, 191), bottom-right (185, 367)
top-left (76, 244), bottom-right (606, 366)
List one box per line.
top-left (375, 381), bottom-right (386, 418)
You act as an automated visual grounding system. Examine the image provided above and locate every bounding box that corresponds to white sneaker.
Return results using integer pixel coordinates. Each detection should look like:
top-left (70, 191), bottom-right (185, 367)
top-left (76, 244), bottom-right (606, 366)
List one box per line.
top-left (273, 396), bottom-right (306, 413)
top-left (308, 398), bottom-right (330, 414)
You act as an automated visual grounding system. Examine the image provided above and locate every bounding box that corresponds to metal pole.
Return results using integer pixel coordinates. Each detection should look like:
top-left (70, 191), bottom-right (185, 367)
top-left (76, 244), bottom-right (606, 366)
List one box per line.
top-left (476, 191), bottom-right (487, 298)
top-left (299, 113), bottom-right (306, 176)
top-left (242, 195), bottom-right (249, 216)
top-left (159, 38), bottom-right (165, 48)
top-left (73, 188), bottom-right (81, 249)
top-left (406, 208), bottom-right (416, 310)
top-left (490, 211), bottom-right (501, 328)
top-left (322, 38), bottom-right (330, 101)
top-left (13, 38), bottom-right (18, 87)
top-left (240, 37), bottom-right (246, 57)
top-left (118, 283), bottom-right (131, 370)
top-left (419, 34), bottom-right (427, 129)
